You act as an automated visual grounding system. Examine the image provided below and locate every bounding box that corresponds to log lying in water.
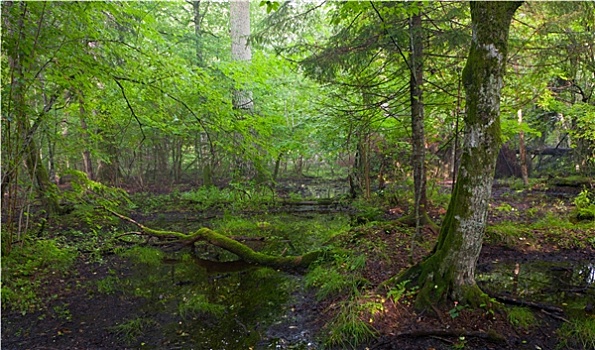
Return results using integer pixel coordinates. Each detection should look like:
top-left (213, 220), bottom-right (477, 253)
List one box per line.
top-left (108, 209), bottom-right (322, 270)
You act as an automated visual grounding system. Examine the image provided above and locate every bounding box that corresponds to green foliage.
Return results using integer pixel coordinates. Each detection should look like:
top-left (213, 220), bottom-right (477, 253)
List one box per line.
top-left (494, 202), bottom-right (515, 213)
top-left (557, 318), bottom-right (595, 350)
top-left (427, 183), bottom-right (452, 208)
top-left (507, 307), bottom-right (536, 329)
top-left (500, 116), bottom-right (542, 143)
top-left (181, 186), bottom-right (232, 209)
top-left (574, 189), bottom-right (595, 221)
top-left (351, 199), bottom-right (384, 225)
top-left (259, 1), bottom-right (280, 14)
top-left (64, 228), bottom-right (125, 263)
top-left (478, 293), bottom-right (498, 317)
top-left (448, 302), bottom-right (468, 319)
top-left (486, 221), bottom-right (531, 245)
top-left (181, 184), bottom-right (274, 211)
top-left (1, 239), bottom-right (77, 314)
top-left (59, 170), bottom-right (132, 227)
top-left (386, 280), bottom-right (409, 304)
top-left (305, 252), bottom-right (367, 300)
top-left (531, 213), bottom-right (576, 231)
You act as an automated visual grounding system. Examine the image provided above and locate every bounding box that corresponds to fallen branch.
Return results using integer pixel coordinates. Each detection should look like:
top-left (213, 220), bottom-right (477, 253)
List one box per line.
top-left (115, 231), bottom-right (144, 239)
top-left (540, 309), bottom-right (569, 323)
top-left (107, 208), bottom-right (323, 270)
top-left (371, 329), bottom-right (507, 349)
top-left (490, 294), bottom-right (564, 314)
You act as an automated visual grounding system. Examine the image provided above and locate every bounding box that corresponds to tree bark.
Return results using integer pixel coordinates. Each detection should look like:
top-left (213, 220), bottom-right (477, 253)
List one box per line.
top-left (230, 0), bottom-right (253, 111)
top-left (518, 109), bottom-right (529, 186)
top-left (401, 1), bottom-right (523, 307)
top-left (192, 0), bottom-right (204, 65)
top-left (79, 101), bottom-right (95, 181)
top-left (409, 11), bottom-right (427, 232)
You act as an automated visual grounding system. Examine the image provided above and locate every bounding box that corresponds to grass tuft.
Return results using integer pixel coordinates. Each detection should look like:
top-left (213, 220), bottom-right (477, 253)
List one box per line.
top-left (557, 317), bottom-right (595, 350)
top-left (109, 317), bottom-right (157, 344)
top-left (325, 298), bottom-right (378, 349)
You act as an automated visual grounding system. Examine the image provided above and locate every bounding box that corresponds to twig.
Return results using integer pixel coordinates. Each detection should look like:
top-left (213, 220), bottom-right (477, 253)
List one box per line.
top-left (106, 208), bottom-right (146, 230)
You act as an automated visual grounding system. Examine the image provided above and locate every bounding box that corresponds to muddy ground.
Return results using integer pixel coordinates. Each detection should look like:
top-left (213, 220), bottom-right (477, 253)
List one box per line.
top-left (2, 183), bottom-right (594, 350)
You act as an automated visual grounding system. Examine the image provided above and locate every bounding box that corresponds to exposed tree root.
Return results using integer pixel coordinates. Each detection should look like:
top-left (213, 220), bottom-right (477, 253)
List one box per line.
top-left (107, 209), bottom-right (324, 271)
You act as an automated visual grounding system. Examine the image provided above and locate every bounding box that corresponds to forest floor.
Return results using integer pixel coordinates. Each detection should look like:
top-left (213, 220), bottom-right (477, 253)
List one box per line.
top-left (2, 181), bottom-right (594, 350)
top-left (340, 182), bottom-right (595, 350)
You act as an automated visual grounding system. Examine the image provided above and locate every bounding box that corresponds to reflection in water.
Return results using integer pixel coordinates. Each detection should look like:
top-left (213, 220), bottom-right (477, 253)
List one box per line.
top-left (580, 262), bottom-right (595, 285)
top-left (107, 213), bottom-right (349, 349)
top-left (476, 260), bottom-right (595, 312)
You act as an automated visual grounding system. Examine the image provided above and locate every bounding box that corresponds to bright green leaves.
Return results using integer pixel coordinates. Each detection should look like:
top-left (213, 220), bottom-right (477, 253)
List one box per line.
top-left (500, 116), bottom-right (542, 143)
top-left (259, 1), bottom-right (280, 14)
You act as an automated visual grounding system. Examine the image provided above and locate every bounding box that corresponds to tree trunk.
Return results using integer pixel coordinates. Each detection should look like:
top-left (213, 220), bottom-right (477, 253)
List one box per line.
top-left (192, 0), bottom-right (204, 65)
top-left (5, 2), bottom-right (60, 213)
top-left (409, 11), bottom-right (427, 233)
top-left (230, 0), bottom-right (253, 111)
top-left (79, 99), bottom-right (95, 181)
top-left (518, 109), bottom-right (529, 186)
top-left (273, 151), bottom-right (284, 181)
top-left (357, 135), bottom-right (371, 200)
top-left (402, 1), bottom-right (522, 307)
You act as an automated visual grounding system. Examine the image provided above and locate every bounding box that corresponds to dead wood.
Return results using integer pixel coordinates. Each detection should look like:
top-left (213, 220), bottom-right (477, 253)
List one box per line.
top-left (107, 208), bottom-right (323, 270)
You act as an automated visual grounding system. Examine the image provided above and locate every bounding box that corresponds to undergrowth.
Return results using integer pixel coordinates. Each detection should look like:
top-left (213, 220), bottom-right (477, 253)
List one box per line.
top-left (324, 297), bottom-right (378, 349)
top-left (507, 307), bottom-right (537, 329)
top-left (1, 239), bottom-right (77, 314)
top-left (305, 252), bottom-right (367, 300)
top-left (557, 317), bottom-right (595, 350)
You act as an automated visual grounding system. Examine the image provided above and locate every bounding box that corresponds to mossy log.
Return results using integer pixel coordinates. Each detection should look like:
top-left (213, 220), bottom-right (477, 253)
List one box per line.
top-left (108, 209), bottom-right (322, 270)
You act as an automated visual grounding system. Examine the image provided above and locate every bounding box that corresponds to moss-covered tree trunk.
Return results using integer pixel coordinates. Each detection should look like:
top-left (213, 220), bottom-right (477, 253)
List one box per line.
top-left (403, 1), bottom-right (523, 306)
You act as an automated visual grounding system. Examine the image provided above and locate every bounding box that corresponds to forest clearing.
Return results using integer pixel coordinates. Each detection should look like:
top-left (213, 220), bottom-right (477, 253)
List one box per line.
top-left (2, 1), bottom-right (594, 350)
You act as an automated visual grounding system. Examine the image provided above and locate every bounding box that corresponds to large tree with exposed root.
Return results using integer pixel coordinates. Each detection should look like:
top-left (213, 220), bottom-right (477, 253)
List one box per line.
top-left (402, 1), bottom-right (523, 307)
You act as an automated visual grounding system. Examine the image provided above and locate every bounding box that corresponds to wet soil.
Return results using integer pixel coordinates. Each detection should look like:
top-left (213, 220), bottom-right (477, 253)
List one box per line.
top-left (2, 182), bottom-right (594, 350)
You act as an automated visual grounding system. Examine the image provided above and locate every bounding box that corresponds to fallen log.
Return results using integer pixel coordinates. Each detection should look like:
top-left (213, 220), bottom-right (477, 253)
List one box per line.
top-left (107, 209), bottom-right (323, 270)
